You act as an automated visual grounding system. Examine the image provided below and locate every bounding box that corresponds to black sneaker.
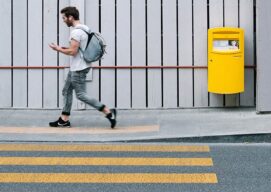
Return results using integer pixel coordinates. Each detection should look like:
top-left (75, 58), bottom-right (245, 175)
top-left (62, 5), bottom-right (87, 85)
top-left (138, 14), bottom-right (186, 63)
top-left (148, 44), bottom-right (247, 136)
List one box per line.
top-left (49, 117), bottom-right (71, 128)
top-left (106, 109), bottom-right (117, 129)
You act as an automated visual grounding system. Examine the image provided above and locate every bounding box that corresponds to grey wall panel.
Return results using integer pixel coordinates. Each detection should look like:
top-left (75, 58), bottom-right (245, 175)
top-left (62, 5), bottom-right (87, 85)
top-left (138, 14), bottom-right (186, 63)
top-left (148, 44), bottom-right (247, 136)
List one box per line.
top-left (224, 0), bottom-right (239, 106)
top-left (13, 0), bottom-right (27, 108)
top-left (240, 0), bottom-right (255, 106)
top-left (163, 0), bottom-right (178, 108)
top-left (194, 0), bottom-right (208, 107)
top-left (116, 0), bottom-right (131, 108)
top-left (243, 69), bottom-right (255, 106)
top-left (147, 0), bottom-right (162, 108)
top-left (224, 0), bottom-right (239, 26)
top-left (58, 0), bottom-right (71, 109)
top-left (256, 0), bottom-right (271, 112)
top-left (131, 0), bottom-right (146, 108)
top-left (28, 0), bottom-right (43, 108)
top-left (209, 0), bottom-right (224, 107)
top-left (0, 0), bottom-right (12, 108)
top-left (178, 0), bottom-right (193, 108)
top-left (43, 0), bottom-right (58, 108)
top-left (85, 0), bottom-right (100, 110)
top-left (100, 0), bottom-right (116, 108)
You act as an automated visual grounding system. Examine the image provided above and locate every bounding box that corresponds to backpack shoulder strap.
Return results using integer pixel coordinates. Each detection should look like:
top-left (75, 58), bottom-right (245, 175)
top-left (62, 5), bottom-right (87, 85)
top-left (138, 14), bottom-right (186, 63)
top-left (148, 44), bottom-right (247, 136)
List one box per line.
top-left (74, 26), bottom-right (94, 52)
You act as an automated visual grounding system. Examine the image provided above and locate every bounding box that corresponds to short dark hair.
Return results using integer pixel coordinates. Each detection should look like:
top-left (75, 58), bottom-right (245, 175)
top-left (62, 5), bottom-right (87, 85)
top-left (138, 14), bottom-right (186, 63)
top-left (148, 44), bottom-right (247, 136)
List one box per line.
top-left (61, 6), bottom-right (80, 20)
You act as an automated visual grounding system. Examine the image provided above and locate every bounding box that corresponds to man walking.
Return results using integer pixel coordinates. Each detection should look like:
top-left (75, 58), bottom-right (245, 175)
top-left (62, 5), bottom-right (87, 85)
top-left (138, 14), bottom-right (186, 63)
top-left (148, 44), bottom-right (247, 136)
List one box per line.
top-left (49, 6), bottom-right (116, 128)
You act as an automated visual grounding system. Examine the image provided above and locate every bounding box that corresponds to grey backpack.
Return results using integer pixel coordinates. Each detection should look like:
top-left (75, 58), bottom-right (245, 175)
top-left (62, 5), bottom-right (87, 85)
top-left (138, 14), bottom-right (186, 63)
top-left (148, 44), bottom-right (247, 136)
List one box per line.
top-left (77, 27), bottom-right (106, 63)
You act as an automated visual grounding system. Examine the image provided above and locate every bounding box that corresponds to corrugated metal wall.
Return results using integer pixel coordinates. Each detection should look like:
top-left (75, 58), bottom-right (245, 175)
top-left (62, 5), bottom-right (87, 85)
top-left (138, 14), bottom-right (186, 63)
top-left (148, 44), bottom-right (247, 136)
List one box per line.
top-left (256, 0), bottom-right (271, 112)
top-left (0, 0), bottom-right (256, 109)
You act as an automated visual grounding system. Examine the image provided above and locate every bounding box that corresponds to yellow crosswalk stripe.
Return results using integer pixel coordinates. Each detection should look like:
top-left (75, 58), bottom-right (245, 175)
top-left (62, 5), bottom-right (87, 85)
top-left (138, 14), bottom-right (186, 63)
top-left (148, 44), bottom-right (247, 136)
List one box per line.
top-left (0, 157), bottom-right (213, 166)
top-left (0, 173), bottom-right (218, 183)
top-left (0, 144), bottom-right (217, 184)
top-left (0, 144), bottom-right (210, 152)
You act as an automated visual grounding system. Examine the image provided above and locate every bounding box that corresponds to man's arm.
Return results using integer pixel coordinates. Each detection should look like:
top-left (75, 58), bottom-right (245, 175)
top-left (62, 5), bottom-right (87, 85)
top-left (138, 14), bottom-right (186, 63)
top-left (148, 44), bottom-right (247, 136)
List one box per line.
top-left (49, 39), bottom-right (79, 56)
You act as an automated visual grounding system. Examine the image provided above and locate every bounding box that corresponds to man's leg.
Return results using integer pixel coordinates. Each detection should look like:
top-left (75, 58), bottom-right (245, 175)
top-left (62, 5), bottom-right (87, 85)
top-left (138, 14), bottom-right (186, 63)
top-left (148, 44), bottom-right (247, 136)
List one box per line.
top-left (61, 71), bottom-right (74, 121)
top-left (72, 68), bottom-right (117, 128)
top-left (49, 71), bottom-right (73, 127)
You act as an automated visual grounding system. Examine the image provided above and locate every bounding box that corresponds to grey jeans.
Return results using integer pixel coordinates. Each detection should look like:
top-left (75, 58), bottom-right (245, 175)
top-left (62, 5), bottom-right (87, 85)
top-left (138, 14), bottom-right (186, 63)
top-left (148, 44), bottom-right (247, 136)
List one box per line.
top-left (62, 68), bottom-right (105, 116)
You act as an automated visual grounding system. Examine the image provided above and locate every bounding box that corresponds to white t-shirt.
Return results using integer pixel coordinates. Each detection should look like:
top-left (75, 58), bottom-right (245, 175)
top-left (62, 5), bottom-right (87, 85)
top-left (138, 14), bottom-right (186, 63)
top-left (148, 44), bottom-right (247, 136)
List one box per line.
top-left (69, 24), bottom-right (91, 71)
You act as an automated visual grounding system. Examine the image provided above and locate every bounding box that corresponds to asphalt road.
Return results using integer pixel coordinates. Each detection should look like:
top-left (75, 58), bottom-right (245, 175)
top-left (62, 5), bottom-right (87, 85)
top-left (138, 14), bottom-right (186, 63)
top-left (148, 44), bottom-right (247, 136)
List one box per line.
top-left (0, 143), bottom-right (270, 192)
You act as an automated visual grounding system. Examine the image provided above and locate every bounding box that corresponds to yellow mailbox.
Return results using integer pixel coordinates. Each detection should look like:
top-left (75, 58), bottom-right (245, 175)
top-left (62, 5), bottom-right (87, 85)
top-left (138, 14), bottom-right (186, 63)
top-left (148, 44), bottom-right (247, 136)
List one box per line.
top-left (208, 27), bottom-right (244, 94)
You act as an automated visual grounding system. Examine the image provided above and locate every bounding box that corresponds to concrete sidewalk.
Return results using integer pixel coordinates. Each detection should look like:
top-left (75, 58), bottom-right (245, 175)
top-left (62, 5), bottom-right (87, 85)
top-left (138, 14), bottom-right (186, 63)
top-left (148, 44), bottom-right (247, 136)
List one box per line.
top-left (0, 108), bottom-right (271, 142)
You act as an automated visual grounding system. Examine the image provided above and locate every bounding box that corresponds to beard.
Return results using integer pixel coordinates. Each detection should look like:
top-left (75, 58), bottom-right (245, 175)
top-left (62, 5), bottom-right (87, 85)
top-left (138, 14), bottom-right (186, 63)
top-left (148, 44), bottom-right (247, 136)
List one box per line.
top-left (66, 21), bottom-right (73, 27)
top-left (65, 18), bottom-right (73, 27)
